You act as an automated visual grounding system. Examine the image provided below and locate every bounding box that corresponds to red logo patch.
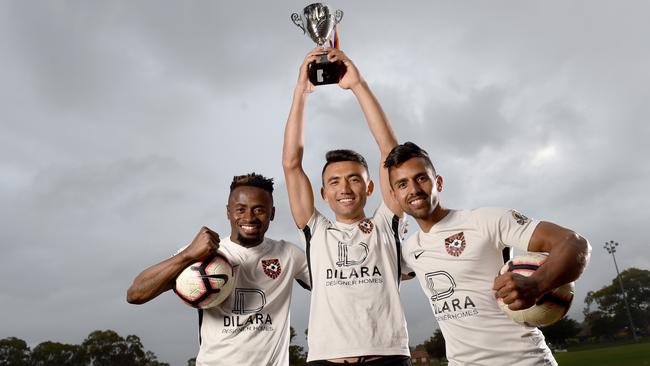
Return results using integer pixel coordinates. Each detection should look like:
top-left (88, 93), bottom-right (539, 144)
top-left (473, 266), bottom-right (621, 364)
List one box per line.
top-left (261, 259), bottom-right (282, 279)
top-left (358, 219), bottom-right (374, 234)
top-left (444, 232), bottom-right (466, 257)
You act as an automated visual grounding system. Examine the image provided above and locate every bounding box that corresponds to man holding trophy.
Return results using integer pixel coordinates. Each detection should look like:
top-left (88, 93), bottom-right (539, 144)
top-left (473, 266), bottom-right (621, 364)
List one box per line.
top-left (284, 4), bottom-right (413, 365)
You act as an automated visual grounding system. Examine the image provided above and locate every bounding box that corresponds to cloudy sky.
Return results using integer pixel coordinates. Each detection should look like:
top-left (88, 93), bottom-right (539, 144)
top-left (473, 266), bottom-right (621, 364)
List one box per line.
top-left (1, 1), bottom-right (649, 365)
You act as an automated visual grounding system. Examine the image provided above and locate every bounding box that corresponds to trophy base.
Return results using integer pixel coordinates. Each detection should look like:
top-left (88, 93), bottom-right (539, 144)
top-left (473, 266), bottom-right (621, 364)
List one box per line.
top-left (308, 60), bottom-right (345, 86)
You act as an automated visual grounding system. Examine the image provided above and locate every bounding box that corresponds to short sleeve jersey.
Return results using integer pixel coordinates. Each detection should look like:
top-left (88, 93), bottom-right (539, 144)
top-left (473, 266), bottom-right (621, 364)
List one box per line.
top-left (183, 237), bottom-right (310, 366)
top-left (299, 203), bottom-right (410, 361)
top-left (402, 208), bottom-right (557, 366)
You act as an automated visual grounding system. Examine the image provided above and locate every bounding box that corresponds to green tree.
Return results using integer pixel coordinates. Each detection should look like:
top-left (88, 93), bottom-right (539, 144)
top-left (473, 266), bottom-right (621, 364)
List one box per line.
top-left (0, 337), bottom-right (30, 366)
top-left (583, 267), bottom-right (650, 338)
top-left (540, 317), bottom-right (580, 347)
top-left (31, 341), bottom-right (88, 366)
top-left (423, 328), bottom-right (446, 361)
top-left (289, 326), bottom-right (307, 366)
top-left (583, 310), bottom-right (615, 340)
top-left (82, 330), bottom-right (169, 366)
top-left (187, 357), bottom-right (196, 366)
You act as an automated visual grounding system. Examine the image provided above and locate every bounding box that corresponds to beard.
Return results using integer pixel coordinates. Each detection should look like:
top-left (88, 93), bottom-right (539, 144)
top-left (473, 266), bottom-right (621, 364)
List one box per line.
top-left (236, 233), bottom-right (264, 248)
top-left (410, 209), bottom-right (433, 220)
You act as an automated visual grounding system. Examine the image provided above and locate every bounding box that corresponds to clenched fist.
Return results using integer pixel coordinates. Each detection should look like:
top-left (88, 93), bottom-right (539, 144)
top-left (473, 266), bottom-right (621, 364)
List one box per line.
top-left (182, 226), bottom-right (220, 262)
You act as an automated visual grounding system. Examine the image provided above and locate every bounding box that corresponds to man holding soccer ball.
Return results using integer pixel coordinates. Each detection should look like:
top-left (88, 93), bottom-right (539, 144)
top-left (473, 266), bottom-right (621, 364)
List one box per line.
top-left (383, 142), bottom-right (591, 366)
top-left (127, 173), bottom-right (310, 366)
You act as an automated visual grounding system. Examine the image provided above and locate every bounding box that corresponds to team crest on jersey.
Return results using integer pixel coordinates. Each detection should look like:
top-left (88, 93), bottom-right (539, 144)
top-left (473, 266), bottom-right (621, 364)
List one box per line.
top-left (261, 259), bottom-right (282, 279)
top-left (358, 219), bottom-right (374, 234)
top-left (444, 232), bottom-right (466, 257)
top-left (511, 210), bottom-right (530, 225)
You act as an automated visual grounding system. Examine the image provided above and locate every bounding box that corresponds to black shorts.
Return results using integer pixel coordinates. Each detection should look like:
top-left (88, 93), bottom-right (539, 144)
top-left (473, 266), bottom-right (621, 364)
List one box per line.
top-left (307, 355), bottom-right (412, 366)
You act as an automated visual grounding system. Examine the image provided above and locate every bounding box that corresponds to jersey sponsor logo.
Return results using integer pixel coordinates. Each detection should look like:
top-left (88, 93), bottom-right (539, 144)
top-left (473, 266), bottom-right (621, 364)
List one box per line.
top-left (358, 219), bottom-right (374, 234)
top-left (327, 238), bottom-right (384, 287)
top-left (224, 288), bottom-right (275, 332)
top-left (325, 265), bottom-right (383, 287)
top-left (261, 258), bottom-right (282, 279)
top-left (327, 266), bottom-right (382, 279)
top-left (336, 241), bottom-right (369, 267)
top-left (425, 271), bottom-right (478, 321)
top-left (223, 313), bottom-right (273, 327)
top-left (425, 271), bottom-right (456, 301)
top-left (414, 250), bottom-right (425, 259)
top-left (327, 241), bottom-right (382, 287)
top-left (511, 210), bottom-right (530, 225)
top-left (232, 288), bottom-right (266, 314)
top-left (444, 232), bottom-right (466, 257)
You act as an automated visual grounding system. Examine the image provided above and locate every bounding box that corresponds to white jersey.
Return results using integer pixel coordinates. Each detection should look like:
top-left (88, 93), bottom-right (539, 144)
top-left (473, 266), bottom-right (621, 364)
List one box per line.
top-left (299, 203), bottom-right (410, 361)
top-left (402, 208), bottom-right (556, 366)
top-left (182, 237), bottom-right (310, 366)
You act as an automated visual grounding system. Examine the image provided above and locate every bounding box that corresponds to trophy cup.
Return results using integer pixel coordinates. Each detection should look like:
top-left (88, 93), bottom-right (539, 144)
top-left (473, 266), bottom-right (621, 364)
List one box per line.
top-left (291, 3), bottom-right (344, 86)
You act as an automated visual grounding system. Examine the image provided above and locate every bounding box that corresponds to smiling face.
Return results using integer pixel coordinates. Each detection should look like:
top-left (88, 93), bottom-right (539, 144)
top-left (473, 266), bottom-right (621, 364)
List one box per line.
top-left (227, 186), bottom-right (275, 247)
top-left (321, 161), bottom-right (373, 224)
top-left (389, 157), bottom-right (443, 223)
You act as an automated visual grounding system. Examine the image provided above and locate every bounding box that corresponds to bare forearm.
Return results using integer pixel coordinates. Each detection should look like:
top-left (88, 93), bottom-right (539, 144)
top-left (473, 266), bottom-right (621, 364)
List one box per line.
top-left (283, 90), bottom-right (309, 169)
top-left (350, 80), bottom-right (403, 215)
top-left (494, 222), bottom-right (590, 310)
top-left (350, 81), bottom-right (398, 154)
top-left (126, 253), bottom-right (194, 304)
top-left (533, 233), bottom-right (591, 294)
top-left (282, 87), bottom-right (315, 228)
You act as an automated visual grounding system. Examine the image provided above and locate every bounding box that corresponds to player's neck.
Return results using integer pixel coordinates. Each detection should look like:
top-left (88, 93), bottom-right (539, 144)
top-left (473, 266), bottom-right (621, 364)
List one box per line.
top-left (417, 205), bottom-right (449, 233)
top-left (334, 210), bottom-right (366, 224)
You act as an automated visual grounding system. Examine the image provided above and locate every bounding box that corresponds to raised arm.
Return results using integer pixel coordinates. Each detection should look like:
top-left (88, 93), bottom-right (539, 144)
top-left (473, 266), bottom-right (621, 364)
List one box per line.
top-left (493, 222), bottom-right (591, 310)
top-left (282, 50), bottom-right (320, 229)
top-left (126, 227), bottom-right (220, 304)
top-left (327, 49), bottom-right (403, 217)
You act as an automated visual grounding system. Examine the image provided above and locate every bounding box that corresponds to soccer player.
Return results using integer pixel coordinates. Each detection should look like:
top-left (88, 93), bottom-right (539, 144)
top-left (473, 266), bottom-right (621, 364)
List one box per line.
top-left (384, 142), bottom-right (592, 366)
top-left (127, 173), bottom-right (310, 366)
top-left (282, 48), bottom-right (411, 365)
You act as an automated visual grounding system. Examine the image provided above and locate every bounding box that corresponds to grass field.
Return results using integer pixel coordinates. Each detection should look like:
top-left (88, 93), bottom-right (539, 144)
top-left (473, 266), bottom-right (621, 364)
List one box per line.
top-left (554, 340), bottom-right (650, 366)
top-left (412, 340), bottom-right (650, 366)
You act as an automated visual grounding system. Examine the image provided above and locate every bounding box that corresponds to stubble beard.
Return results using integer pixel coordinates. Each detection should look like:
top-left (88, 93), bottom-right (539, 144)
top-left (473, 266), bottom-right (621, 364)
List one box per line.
top-left (236, 233), bottom-right (264, 248)
top-left (407, 199), bottom-right (437, 221)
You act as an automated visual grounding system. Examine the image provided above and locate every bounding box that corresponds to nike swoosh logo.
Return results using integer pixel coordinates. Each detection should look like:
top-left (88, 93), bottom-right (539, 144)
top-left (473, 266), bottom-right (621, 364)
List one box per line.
top-left (414, 251), bottom-right (424, 259)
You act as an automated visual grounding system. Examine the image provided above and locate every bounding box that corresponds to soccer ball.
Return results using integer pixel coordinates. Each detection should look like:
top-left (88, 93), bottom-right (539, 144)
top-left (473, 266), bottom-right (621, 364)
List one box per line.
top-left (174, 252), bottom-right (235, 309)
top-left (497, 252), bottom-right (574, 327)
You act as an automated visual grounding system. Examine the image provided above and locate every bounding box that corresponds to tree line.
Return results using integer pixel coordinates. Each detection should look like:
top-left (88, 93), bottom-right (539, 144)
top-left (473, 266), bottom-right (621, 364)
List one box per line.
top-left (0, 330), bottom-right (181, 366)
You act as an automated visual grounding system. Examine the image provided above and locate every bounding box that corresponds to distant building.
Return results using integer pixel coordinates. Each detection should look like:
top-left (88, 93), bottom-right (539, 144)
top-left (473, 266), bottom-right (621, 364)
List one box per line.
top-left (411, 350), bottom-right (432, 365)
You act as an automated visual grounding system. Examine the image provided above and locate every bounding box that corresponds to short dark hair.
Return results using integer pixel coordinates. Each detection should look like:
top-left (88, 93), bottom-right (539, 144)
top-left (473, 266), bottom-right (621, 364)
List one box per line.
top-left (321, 149), bottom-right (369, 178)
top-left (384, 142), bottom-right (436, 174)
top-left (230, 173), bottom-right (274, 194)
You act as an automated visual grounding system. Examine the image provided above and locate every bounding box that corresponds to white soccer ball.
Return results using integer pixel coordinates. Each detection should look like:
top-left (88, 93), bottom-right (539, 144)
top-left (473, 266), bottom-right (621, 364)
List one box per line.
top-left (174, 253), bottom-right (235, 309)
top-left (497, 252), bottom-right (574, 327)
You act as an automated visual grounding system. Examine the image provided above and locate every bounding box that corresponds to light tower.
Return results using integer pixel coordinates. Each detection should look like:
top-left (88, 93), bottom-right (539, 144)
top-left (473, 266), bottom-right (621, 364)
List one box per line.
top-left (603, 240), bottom-right (637, 341)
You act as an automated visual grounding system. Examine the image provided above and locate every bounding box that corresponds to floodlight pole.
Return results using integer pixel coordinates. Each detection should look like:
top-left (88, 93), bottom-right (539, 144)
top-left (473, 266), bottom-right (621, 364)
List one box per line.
top-left (603, 240), bottom-right (637, 341)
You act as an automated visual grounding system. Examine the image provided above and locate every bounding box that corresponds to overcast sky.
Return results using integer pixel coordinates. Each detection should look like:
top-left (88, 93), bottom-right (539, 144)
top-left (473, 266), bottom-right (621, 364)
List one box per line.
top-left (1, 1), bottom-right (649, 365)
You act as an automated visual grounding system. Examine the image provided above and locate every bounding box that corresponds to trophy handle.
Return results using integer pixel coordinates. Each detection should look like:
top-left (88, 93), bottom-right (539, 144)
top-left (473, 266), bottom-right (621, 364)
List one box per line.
top-left (291, 13), bottom-right (305, 34)
top-left (334, 9), bottom-right (343, 25)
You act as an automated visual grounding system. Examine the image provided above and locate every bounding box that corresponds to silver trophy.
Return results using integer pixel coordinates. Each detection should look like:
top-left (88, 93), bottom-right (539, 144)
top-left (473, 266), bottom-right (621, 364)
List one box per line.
top-left (291, 3), bottom-right (344, 85)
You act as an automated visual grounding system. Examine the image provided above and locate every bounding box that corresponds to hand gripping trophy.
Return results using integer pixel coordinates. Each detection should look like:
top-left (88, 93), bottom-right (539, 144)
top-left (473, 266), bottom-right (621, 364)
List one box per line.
top-left (291, 3), bottom-right (344, 85)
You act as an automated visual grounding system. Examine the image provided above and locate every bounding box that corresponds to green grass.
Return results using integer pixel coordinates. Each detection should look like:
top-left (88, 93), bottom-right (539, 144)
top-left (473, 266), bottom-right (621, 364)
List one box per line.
top-left (554, 340), bottom-right (650, 366)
